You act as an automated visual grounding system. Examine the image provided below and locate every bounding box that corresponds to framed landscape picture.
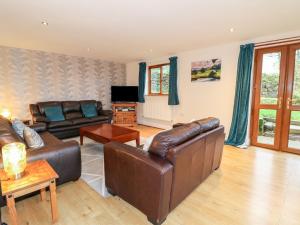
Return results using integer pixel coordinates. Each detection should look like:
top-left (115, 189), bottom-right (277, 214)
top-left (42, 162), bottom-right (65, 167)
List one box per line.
top-left (191, 58), bottom-right (221, 82)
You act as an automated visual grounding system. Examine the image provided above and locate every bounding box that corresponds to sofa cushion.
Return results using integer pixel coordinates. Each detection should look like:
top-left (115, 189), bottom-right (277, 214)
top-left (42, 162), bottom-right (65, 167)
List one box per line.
top-left (88, 115), bottom-right (109, 122)
top-left (194, 117), bottom-right (220, 133)
top-left (37, 101), bottom-right (61, 115)
top-left (149, 122), bottom-right (202, 158)
top-left (81, 103), bottom-right (97, 118)
top-left (71, 118), bottom-right (91, 125)
top-left (23, 127), bottom-right (44, 149)
top-left (44, 105), bottom-right (65, 122)
top-left (48, 120), bottom-right (73, 129)
top-left (65, 112), bottom-right (83, 120)
top-left (62, 101), bottom-right (81, 113)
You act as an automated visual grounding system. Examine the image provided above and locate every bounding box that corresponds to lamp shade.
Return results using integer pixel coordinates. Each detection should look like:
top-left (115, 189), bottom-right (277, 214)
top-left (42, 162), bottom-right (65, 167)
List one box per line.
top-left (2, 142), bottom-right (27, 179)
top-left (0, 108), bottom-right (11, 120)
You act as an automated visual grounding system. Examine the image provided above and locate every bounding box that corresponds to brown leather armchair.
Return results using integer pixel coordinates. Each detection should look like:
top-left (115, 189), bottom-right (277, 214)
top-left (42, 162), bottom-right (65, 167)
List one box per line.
top-left (104, 117), bottom-right (225, 225)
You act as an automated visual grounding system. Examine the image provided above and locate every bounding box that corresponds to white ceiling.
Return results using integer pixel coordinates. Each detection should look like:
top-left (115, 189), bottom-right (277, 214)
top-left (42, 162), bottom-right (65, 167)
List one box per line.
top-left (0, 0), bottom-right (299, 63)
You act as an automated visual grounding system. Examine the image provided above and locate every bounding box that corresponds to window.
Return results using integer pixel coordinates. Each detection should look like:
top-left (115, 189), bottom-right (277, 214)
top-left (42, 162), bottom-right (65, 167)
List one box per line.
top-left (148, 63), bottom-right (170, 95)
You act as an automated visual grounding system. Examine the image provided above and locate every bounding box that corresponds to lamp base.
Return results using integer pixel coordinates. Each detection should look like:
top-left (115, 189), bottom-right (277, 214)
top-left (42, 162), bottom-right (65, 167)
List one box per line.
top-left (9, 171), bottom-right (26, 180)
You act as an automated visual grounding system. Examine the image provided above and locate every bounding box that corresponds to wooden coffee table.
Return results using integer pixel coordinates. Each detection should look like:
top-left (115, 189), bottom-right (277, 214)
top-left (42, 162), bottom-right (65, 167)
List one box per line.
top-left (80, 124), bottom-right (140, 146)
top-left (0, 160), bottom-right (59, 225)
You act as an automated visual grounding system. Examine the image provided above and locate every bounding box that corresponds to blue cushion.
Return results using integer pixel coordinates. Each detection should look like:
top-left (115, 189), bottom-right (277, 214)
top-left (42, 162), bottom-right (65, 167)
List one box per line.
top-left (44, 106), bottom-right (65, 121)
top-left (81, 103), bottom-right (97, 118)
top-left (12, 119), bottom-right (26, 139)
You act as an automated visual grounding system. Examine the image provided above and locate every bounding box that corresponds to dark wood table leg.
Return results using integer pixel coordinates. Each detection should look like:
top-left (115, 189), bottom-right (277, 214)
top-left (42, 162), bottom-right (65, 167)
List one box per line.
top-left (136, 135), bottom-right (140, 147)
top-left (80, 133), bottom-right (84, 145)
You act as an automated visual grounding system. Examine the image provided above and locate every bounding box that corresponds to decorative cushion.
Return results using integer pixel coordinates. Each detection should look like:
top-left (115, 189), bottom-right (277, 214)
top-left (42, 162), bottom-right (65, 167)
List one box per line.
top-left (11, 119), bottom-right (26, 139)
top-left (81, 103), bottom-right (98, 118)
top-left (23, 127), bottom-right (44, 149)
top-left (44, 105), bottom-right (65, 122)
top-left (37, 101), bottom-right (61, 115)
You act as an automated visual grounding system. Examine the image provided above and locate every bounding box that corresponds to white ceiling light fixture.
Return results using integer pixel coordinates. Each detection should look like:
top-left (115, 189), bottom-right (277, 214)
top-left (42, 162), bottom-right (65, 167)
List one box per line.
top-left (41, 21), bottom-right (48, 26)
top-left (230, 28), bottom-right (235, 33)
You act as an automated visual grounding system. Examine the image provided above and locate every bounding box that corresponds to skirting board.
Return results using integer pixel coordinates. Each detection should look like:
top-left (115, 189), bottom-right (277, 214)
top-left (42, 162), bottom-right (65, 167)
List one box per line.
top-left (138, 118), bottom-right (172, 130)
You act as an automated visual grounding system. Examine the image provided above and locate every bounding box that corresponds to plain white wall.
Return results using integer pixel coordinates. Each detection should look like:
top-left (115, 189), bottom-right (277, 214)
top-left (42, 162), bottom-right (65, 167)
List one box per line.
top-left (126, 30), bottom-right (300, 135)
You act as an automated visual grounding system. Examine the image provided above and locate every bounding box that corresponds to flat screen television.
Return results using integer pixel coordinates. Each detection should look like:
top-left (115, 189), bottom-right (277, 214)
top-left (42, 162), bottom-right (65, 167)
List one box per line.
top-left (111, 86), bottom-right (139, 102)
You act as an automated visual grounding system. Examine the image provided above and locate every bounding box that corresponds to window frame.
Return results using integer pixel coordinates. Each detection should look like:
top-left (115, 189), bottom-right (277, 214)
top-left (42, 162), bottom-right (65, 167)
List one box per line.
top-left (148, 63), bottom-right (170, 96)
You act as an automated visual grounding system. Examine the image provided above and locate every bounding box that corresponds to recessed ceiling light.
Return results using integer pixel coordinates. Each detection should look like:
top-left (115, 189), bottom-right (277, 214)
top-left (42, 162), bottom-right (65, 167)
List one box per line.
top-left (87, 48), bottom-right (91, 52)
top-left (230, 28), bottom-right (234, 33)
top-left (149, 49), bottom-right (153, 53)
top-left (41, 21), bottom-right (48, 26)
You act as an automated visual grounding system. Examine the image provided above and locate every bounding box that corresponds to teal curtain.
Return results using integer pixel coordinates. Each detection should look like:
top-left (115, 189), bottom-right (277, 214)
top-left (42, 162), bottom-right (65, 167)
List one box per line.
top-left (226, 43), bottom-right (254, 146)
top-left (168, 56), bottom-right (179, 105)
top-left (138, 62), bottom-right (146, 103)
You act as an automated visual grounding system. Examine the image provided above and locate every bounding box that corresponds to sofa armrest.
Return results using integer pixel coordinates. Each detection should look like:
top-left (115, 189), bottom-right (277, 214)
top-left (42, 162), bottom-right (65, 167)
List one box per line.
top-left (33, 115), bottom-right (49, 123)
top-left (100, 109), bottom-right (113, 116)
top-left (27, 140), bottom-right (81, 184)
top-left (29, 122), bottom-right (47, 133)
top-left (104, 142), bottom-right (173, 224)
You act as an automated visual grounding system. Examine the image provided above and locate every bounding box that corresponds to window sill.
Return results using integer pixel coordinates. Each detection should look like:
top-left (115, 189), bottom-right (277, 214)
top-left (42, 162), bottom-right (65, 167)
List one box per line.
top-left (146, 94), bottom-right (169, 97)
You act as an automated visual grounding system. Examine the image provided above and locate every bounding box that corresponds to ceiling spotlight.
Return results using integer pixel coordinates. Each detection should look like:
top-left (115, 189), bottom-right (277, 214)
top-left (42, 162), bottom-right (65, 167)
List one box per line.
top-left (87, 48), bottom-right (91, 52)
top-left (41, 21), bottom-right (48, 26)
top-left (149, 49), bottom-right (153, 53)
top-left (230, 28), bottom-right (234, 33)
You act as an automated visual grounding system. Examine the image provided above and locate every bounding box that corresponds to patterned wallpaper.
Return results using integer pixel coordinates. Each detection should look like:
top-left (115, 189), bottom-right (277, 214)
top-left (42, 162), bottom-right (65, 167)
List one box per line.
top-left (0, 46), bottom-right (126, 119)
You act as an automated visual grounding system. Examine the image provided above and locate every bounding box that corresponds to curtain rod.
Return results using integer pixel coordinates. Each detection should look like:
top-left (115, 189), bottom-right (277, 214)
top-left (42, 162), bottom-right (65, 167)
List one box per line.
top-left (254, 36), bottom-right (300, 48)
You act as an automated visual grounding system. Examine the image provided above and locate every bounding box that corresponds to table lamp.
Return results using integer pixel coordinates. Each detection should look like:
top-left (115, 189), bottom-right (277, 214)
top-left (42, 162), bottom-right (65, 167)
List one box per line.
top-left (2, 142), bottom-right (27, 180)
top-left (0, 108), bottom-right (12, 120)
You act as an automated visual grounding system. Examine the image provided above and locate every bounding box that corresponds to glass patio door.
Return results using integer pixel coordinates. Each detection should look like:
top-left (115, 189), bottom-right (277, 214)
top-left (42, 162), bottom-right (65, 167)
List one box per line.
top-left (281, 44), bottom-right (300, 153)
top-left (251, 43), bottom-right (300, 154)
top-left (251, 46), bottom-right (288, 150)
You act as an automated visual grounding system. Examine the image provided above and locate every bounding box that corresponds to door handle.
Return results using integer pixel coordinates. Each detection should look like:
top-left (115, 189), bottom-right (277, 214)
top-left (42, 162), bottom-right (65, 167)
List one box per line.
top-left (278, 97), bottom-right (282, 109)
top-left (287, 97), bottom-right (291, 110)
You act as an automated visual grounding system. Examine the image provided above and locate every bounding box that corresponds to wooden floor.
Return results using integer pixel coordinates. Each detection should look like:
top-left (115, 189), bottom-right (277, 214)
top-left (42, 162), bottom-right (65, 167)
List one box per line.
top-left (3, 126), bottom-right (300, 225)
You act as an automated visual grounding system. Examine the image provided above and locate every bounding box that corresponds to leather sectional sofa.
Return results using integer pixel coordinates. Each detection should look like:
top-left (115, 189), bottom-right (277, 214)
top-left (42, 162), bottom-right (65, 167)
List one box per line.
top-left (30, 100), bottom-right (112, 139)
top-left (104, 117), bottom-right (225, 225)
top-left (0, 116), bottom-right (81, 206)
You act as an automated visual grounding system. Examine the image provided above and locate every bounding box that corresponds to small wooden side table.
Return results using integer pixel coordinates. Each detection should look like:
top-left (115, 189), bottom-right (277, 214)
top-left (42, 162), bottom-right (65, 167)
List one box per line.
top-left (0, 160), bottom-right (59, 225)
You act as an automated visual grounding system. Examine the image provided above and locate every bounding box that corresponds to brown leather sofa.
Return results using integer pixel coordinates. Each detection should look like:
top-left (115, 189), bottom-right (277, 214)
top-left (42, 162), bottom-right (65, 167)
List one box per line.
top-left (104, 117), bottom-right (225, 225)
top-left (0, 116), bottom-right (81, 206)
top-left (30, 100), bottom-right (112, 139)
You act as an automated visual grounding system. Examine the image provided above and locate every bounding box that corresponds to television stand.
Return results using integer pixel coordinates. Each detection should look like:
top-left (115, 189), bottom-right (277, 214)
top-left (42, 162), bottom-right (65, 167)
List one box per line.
top-left (112, 103), bottom-right (137, 127)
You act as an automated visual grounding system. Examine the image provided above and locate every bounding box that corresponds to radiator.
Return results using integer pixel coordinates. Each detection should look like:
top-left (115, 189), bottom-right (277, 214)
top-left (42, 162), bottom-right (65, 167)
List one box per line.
top-left (142, 96), bottom-right (172, 122)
